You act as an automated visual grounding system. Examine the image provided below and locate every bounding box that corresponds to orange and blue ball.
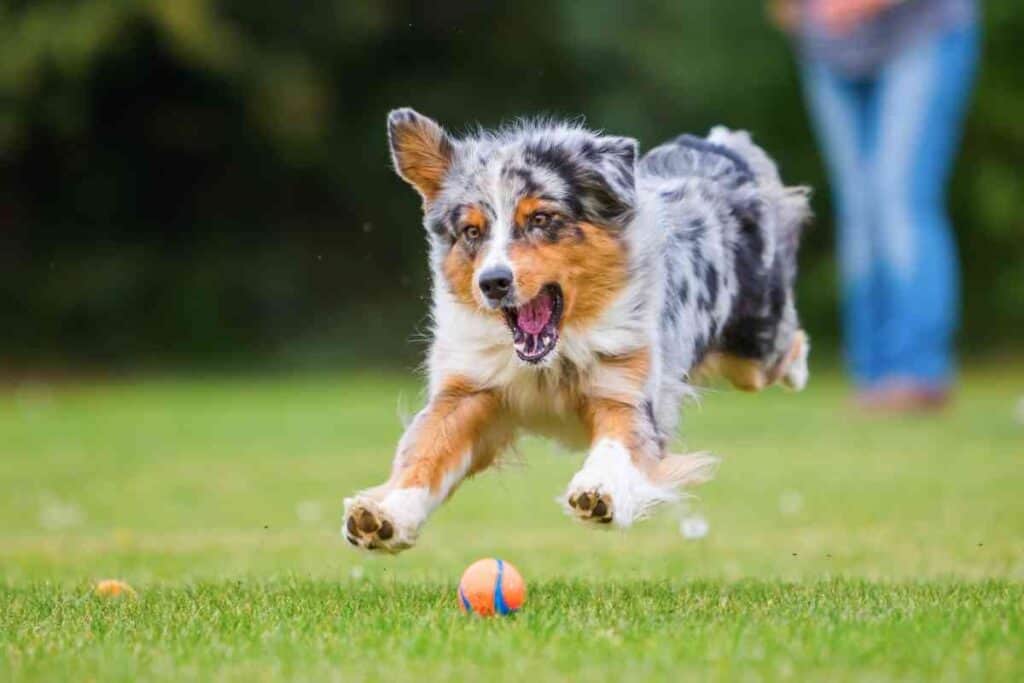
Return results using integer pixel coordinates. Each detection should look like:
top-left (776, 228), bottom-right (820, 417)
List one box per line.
top-left (457, 558), bottom-right (525, 616)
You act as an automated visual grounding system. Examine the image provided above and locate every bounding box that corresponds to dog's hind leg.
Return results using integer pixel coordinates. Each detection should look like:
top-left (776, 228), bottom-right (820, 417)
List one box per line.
top-left (692, 329), bottom-right (809, 392)
top-left (343, 377), bottom-right (511, 553)
top-left (772, 329), bottom-right (809, 390)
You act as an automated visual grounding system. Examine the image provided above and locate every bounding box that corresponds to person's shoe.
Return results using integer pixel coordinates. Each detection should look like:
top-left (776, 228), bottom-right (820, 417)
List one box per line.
top-left (854, 379), bottom-right (951, 415)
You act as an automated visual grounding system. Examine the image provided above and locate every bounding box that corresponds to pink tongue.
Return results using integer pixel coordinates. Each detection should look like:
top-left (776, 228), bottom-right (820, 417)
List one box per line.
top-left (518, 291), bottom-right (553, 335)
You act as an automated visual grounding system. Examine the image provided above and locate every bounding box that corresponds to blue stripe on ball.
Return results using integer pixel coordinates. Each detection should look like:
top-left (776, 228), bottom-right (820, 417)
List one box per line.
top-left (493, 558), bottom-right (511, 615)
top-left (459, 586), bottom-right (472, 613)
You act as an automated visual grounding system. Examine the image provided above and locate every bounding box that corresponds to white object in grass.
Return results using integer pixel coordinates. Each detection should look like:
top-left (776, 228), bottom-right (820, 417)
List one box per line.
top-left (679, 514), bottom-right (709, 540)
top-left (295, 500), bottom-right (323, 524)
top-left (779, 490), bottom-right (804, 517)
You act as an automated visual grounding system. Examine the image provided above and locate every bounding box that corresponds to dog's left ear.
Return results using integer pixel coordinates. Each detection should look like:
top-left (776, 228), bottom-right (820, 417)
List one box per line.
top-left (578, 135), bottom-right (638, 225)
top-left (387, 108), bottom-right (455, 204)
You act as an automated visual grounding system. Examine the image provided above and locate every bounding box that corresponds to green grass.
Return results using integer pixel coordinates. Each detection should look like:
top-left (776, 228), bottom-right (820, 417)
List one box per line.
top-left (2, 367), bottom-right (1023, 681)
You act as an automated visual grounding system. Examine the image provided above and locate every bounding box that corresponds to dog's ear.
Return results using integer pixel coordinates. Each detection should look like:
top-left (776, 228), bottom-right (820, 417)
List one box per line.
top-left (578, 135), bottom-right (638, 225)
top-left (387, 108), bottom-right (455, 203)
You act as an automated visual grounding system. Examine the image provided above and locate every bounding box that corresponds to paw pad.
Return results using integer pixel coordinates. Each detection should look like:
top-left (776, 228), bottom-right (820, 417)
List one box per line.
top-left (344, 503), bottom-right (402, 552)
top-left (568, 490), bottom-right (614, 524)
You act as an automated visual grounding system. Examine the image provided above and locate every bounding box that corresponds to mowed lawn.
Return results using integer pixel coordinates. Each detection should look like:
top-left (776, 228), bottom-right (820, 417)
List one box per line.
top-left (1, 367), bottom-right (1022, 681)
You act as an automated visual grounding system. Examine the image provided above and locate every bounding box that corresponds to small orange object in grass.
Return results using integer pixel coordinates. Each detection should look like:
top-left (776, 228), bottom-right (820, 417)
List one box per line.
top-left (94, 579), bottom-right (136, 599)
top-left (457, 558), bottom-right (525, 616)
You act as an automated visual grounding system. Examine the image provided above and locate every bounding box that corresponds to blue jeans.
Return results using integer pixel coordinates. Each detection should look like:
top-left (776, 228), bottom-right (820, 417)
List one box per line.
top-left (802, 24), bottom-right (979, 390)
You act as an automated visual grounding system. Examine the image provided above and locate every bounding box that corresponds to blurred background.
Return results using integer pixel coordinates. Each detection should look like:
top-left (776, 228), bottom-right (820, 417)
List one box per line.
top-left (1, 0), bottom-right (1021, 373)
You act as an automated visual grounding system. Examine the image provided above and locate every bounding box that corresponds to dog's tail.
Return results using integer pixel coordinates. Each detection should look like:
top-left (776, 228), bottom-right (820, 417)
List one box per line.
top-left (652, 451), bottom-right (719, 489)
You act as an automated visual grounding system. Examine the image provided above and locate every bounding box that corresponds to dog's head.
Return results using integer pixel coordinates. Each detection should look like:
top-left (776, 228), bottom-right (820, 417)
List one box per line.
top-left (387, 108), bottom-right (637, 365)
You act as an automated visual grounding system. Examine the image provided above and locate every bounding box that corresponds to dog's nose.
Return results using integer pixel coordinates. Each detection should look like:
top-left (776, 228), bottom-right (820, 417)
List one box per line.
top-left (478, 266), bottom-right (514, 303)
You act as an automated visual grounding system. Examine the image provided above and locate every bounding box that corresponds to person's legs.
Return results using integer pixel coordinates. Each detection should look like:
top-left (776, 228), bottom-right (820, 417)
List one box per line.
top-left (872, 24), bottom-right (980, 391)
top-left (801, 63), bottom-right (882, 386)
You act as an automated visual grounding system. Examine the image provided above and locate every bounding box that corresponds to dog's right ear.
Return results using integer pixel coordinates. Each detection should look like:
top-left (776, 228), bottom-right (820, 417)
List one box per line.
top-left (387, 108), bottom-right (454, 204)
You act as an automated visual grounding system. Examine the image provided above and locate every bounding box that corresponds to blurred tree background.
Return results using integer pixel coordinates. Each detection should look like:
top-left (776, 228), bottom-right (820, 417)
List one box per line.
top-left (1, 0), bottom-right (1021, 370)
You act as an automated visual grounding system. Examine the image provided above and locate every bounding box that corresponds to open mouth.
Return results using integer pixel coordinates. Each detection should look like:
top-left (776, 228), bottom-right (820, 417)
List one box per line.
top-left (503, 284), bottom-right (563, 364)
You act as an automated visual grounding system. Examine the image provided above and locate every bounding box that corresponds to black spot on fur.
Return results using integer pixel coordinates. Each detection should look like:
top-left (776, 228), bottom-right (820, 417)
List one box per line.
top-left (539, 216), bottom-right (571, 244)
top-left (643, 400), bottom-right (657, 431)
top-left (642, 399), bottom-right (666, 449)
top-left (525, 144), bottom-right (580, 199)
top-left (703, 262), bottom-right (719, 306)
top-left (716, 219), bottom-right (791, 360)
top-left (672, 134), bottom-right (755, 183)
top-left (579, 139), bottom-right (599, 160)
top-left (694, 256), bottom-right (714, 313)
top-left (768, 269), bottom-right (787, 319)
top-left (661, 298), bottom-right (679, 329)
top-left (692, 332), bottom-right (709, 366)
top-left (427, 218), bottom-right (448, 238)
top-left (525, 140), bottom-right (633, 226)
top-left (505, 166), bottom-right (542, 196)
top-left (718, 320), bottom-right (770, 359)
top-left (447, 206), bottom-right (462, 226)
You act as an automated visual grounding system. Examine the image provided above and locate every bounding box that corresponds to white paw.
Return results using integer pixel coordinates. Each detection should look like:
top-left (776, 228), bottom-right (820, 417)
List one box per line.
top-left (782, 331), bottom-right (810, 391)
top-left (342, 488), bottom-right (429, 554)
top-left (561, 439), bottom-right (679, 528)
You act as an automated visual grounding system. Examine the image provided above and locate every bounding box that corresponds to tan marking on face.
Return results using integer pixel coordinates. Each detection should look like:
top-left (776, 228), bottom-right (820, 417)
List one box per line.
top-left (442, 206), bottom-right (488, 307)
top-left (392, 377), bottom-right (506, 493)
top-left (460, 206), bottom-right (486, 231)
top-left (442, 249), bottom-right (476, 306)
top-left (514, 197), bottom-right (556, 227)
top-left (507, 221), bottom-right (627, 327)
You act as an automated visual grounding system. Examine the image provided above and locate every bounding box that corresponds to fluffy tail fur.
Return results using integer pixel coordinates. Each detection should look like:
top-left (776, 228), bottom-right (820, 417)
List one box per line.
top-left (652, 451), bottom-right (720, 488)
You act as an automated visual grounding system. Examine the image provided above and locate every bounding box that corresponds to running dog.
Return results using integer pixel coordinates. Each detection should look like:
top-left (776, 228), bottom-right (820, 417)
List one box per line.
top-left (343, 109), bottom-right (811, 552)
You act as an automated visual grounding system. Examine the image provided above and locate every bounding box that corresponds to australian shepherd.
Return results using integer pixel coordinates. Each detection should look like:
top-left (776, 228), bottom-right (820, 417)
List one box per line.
top-left (343, 108), bottom-right (811, 552)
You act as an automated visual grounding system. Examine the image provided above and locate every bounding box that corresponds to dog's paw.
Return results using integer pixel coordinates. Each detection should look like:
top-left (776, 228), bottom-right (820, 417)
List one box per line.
top-left (566, 489), bottom-right (614, 525)
top-left (562, 439), bottom-right (687, 528)
top-left (342, 497), bottom-right (414, 554)
top-left (780, 330), bottom-right (810, 391)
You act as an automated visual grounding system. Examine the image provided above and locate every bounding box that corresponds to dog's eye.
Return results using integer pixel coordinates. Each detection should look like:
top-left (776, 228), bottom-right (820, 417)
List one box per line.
top-left (528, 212), bottom-right (552, 230)
top-left (462, 225), bottom-right (482, 241)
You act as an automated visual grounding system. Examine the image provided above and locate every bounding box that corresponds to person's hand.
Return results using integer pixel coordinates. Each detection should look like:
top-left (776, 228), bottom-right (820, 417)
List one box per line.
top-left (812, 0), bottom-right (895, 35)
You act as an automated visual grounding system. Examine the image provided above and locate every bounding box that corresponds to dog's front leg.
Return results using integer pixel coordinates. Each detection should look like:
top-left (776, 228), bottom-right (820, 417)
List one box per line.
top-left (563, 351), bottom-right (716, 527)
top-left (564, 397), bottom-right (716, 527)
top-left (563, 395), bottom-right (672, 527)
top-left (343, 379), bottom-right (507, 553)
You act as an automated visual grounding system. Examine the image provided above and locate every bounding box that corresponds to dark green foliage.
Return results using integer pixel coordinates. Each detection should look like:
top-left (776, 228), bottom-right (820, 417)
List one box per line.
top-left (1, 1), bottom-right (1021, 366)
